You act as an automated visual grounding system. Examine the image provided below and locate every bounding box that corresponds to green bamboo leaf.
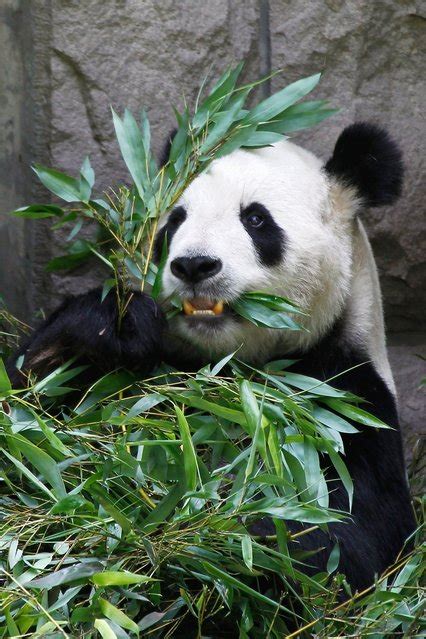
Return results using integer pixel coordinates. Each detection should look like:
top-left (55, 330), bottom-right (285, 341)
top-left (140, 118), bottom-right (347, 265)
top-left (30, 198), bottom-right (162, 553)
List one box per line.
top-left (151, 233), bottom-right (168, 299)
top-left (168, 107), bottom-right (189, 167)
top-left (210, 349), bottom-right (239, 376)
top-left (31, 562), bottom-right (104, 588)
top-left (327, 543), bottom-right (340, 574)
top-left (323, 398), bottom-right (392, 428)
top-left (92, 571), bottom-right (154, 586)
top-left (50, 494), bottom-right (91, 514)
top-left (201, 561), bottom-right (293, 614)
top-left (212, 124), bottom-right (257, 159)
top-left (239, 380), bottom-right (261, 438)
top-left (392, 554), bottom-right (421, 591)
top-left (7, 434), bottom-right (66, 499)
top-left (325, 443), bottom-right (354, 510)
top-left (127, 393), bottom-right (166, 419)
top-left (311, 405), bottom-right (359, 433)
top-left (12, 204), bottom-right (64, 219)
top-left (79, 156), bottom-right (95, 193)
top-left (267, 424), bottom-right (284, 478)
top-left (239, 495), bottom-right (343, 522)
top-left (259, 100), bottom-right (338, 134)
top-left (243, 73), bottom-right (321, 125)
top-left (303, 436), bottom-right (321, 502)
top-left (32, 164), bottom-right (88, 203)
top-left (175, 404), bottom-right (199, 491)
top-left (46, 250), bottom-right (92, 272)
top-left (94, 619), bottom-right (118, 639)
top-left (192, 62), bottom-right (245, 131)
top-left (241, 535), bottom-right (253, 571)
top-left (241, 131), bottom-right (286, 147)
top-left (89, 483), bottom-right (132, 534)
top-left (239, 381), bottom-right (267, 471)
top-left (173, 395), bottom-right (246, 425)
top-left (0, 358), bottom-right (11, 394)
top-left (199, 89), bottom-right (250, 154)
top-left (232, 298), bottom-right (301, 330)
top-left (4, 605), bottom-right (20, 636)
top-left (1, 448), bottom-right (55, 500)
top-left (102, 278), bottom-right (116, 302)
top-left (112, 108), bottom-right (153, 200)
top-left (242, 291), bottom-right (305, 314)
top-left (124, 256), bottom-right (144, 279)
top-left (29, 409), bottom-right (72, 457)
top-left (282, 372), bottom-right (347, 397)
top-left (138, 611), bottom-right (168, 632)
top-left (141, 483), bottom-right (186, 533)
top-left (99, 598), bottom-right (139, 634)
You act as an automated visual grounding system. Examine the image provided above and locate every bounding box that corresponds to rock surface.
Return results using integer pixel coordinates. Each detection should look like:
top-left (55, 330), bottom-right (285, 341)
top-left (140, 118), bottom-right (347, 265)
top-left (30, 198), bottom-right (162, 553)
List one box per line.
top-left (270, 0), bottom-right (426, 335)
top-left (0, 0), bottom-right (424, 456)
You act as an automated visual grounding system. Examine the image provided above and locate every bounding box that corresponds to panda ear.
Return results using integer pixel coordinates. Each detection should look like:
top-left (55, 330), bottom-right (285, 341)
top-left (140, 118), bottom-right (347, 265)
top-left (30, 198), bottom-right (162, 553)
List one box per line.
top-left (325, 123), bottom-right (404, 207)
top-left (159, 128), bottom-right (177, 167)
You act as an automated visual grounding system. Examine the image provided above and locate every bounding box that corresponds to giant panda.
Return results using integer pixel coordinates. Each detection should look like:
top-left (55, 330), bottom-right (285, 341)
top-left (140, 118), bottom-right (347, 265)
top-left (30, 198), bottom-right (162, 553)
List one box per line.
top-left (7, 122), bottom-right (415, 592)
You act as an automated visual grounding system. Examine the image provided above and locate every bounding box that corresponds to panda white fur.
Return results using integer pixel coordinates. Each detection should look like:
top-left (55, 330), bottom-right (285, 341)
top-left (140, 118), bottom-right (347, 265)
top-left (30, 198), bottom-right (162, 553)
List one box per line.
top-left (9, 123), bottom-right (415, 592)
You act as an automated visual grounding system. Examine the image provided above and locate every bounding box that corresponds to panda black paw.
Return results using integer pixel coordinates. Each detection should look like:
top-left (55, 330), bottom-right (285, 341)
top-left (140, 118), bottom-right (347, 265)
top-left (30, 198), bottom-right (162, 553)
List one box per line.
top-left (7, 288), bottom-right (166, 387)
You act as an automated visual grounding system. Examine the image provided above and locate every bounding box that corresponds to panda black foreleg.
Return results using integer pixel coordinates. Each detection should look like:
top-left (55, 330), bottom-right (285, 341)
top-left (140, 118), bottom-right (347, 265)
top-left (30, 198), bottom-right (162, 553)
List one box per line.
top-left (6, 288), bottom-right (166, 388)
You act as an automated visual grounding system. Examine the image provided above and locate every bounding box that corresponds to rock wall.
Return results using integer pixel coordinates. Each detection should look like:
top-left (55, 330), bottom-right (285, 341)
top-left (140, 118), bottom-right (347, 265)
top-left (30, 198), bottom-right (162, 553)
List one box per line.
top-left (0, 0), bottom-right (424, 455)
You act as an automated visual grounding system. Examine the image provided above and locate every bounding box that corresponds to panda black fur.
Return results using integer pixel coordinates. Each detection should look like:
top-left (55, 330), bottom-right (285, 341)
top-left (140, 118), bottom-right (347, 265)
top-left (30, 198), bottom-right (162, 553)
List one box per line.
top-left (8, 123), bottom-right (415, 592)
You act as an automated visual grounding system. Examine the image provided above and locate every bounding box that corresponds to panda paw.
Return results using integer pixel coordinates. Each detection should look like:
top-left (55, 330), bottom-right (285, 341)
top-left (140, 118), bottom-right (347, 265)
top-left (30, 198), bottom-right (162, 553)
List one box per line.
top-left (7, 289), bottom-right (166, 387)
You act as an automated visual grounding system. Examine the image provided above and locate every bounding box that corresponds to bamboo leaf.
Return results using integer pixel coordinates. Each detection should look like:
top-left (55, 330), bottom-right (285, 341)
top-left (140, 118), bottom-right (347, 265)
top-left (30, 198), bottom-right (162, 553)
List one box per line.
top-left (1, 448), bottom-right (56, 500)
top-left (259, 100), bottom-right (338, 134)
top-left (94, 619), bottom-right (118, 639)
top-left (99, 598), bottom-right (139, 634)
top-left (31, 562), bottom-right (104, 588)
top-left (33, 164), bottom-right (89, 203)
top-left (243, 73), bottom-right (321, 125)
top-left (112, 108), bottom-right (153, 200)
top-left (0, 358), bottom-right (11, 394)
top-left (327, 543), bottom-right (340, 574)
top-left (12, 204), bottom-right (64, 219)
top-left (323, 398), bottom-right (392, 428)
top-left (241, 535), bottom-right (253, 571)
top-left (6, 434), bottom-right (66, 499)
top-left (175, 404), bottom-right (199, 491)
top-left (92, 571), bottom-right (154, 586)
top-left (232, 297), bottom-right (301, 330)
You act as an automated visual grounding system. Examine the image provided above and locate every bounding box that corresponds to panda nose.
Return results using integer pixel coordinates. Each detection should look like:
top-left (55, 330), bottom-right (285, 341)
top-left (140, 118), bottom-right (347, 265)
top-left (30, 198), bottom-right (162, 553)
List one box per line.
top-left (170, 256), bottom-right (222, 283)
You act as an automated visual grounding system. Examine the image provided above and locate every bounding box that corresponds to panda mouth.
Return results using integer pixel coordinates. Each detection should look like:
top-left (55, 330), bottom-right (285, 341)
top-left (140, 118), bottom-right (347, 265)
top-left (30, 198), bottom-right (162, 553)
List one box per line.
top-left (182, 298), bottom-right (225, 317)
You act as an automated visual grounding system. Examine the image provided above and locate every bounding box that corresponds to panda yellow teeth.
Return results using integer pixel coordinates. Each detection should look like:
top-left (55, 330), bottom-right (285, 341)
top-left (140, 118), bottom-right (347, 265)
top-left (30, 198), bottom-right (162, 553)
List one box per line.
top-left (183, 299), bottom-right (224, 316)
top-left (212, 300), bottom-right (224, 315)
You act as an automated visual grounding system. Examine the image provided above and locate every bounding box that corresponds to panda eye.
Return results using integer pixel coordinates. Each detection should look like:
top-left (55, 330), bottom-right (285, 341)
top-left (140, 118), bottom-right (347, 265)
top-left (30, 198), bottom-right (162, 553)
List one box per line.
top-left (246, 212), bottom-right (264, 228)
top-left (168, 206), bottom-right (186, 226)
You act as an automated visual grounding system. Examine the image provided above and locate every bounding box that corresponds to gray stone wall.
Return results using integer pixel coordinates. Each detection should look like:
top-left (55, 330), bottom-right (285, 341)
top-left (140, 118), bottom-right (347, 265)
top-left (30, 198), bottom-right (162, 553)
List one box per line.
top-left (0, 0), bottom-right (424, 454)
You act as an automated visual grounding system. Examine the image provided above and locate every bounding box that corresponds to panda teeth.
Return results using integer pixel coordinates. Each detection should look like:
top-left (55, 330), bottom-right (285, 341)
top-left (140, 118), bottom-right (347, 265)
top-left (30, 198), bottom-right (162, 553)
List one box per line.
top-left (182, 300), bottom-right (224, 316)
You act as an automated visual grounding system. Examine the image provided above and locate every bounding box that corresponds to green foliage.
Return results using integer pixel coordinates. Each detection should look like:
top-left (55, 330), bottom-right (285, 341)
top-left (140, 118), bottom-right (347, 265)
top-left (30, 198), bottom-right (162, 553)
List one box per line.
top-left (0, 358), bottom-right (423, 637)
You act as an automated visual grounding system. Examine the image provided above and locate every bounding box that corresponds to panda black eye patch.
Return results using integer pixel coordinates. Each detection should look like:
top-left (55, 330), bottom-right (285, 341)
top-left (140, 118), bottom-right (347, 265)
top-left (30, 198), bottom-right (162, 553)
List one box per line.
top-left (240, 202), bottom-right (285, 267)
top-left (153, 206), bottom-right (187, 263)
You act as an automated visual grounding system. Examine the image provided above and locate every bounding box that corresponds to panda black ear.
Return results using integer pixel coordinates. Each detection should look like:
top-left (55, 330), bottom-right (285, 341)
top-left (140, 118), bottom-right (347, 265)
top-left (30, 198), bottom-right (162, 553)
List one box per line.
top-left (159, 128), bottom-right (177, 167)
top-left (325, 123), bottom-right (404, 207)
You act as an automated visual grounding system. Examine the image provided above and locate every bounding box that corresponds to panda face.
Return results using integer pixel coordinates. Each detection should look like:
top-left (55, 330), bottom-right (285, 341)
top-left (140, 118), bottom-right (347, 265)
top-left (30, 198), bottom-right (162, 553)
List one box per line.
top-left (156, 140), bottom-right (355, 363)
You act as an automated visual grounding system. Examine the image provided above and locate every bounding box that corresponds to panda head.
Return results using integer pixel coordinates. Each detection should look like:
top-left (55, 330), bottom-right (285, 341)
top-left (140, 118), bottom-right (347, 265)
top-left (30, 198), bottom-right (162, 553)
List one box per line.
top-left (155, 123), bottom-right (403, 364)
